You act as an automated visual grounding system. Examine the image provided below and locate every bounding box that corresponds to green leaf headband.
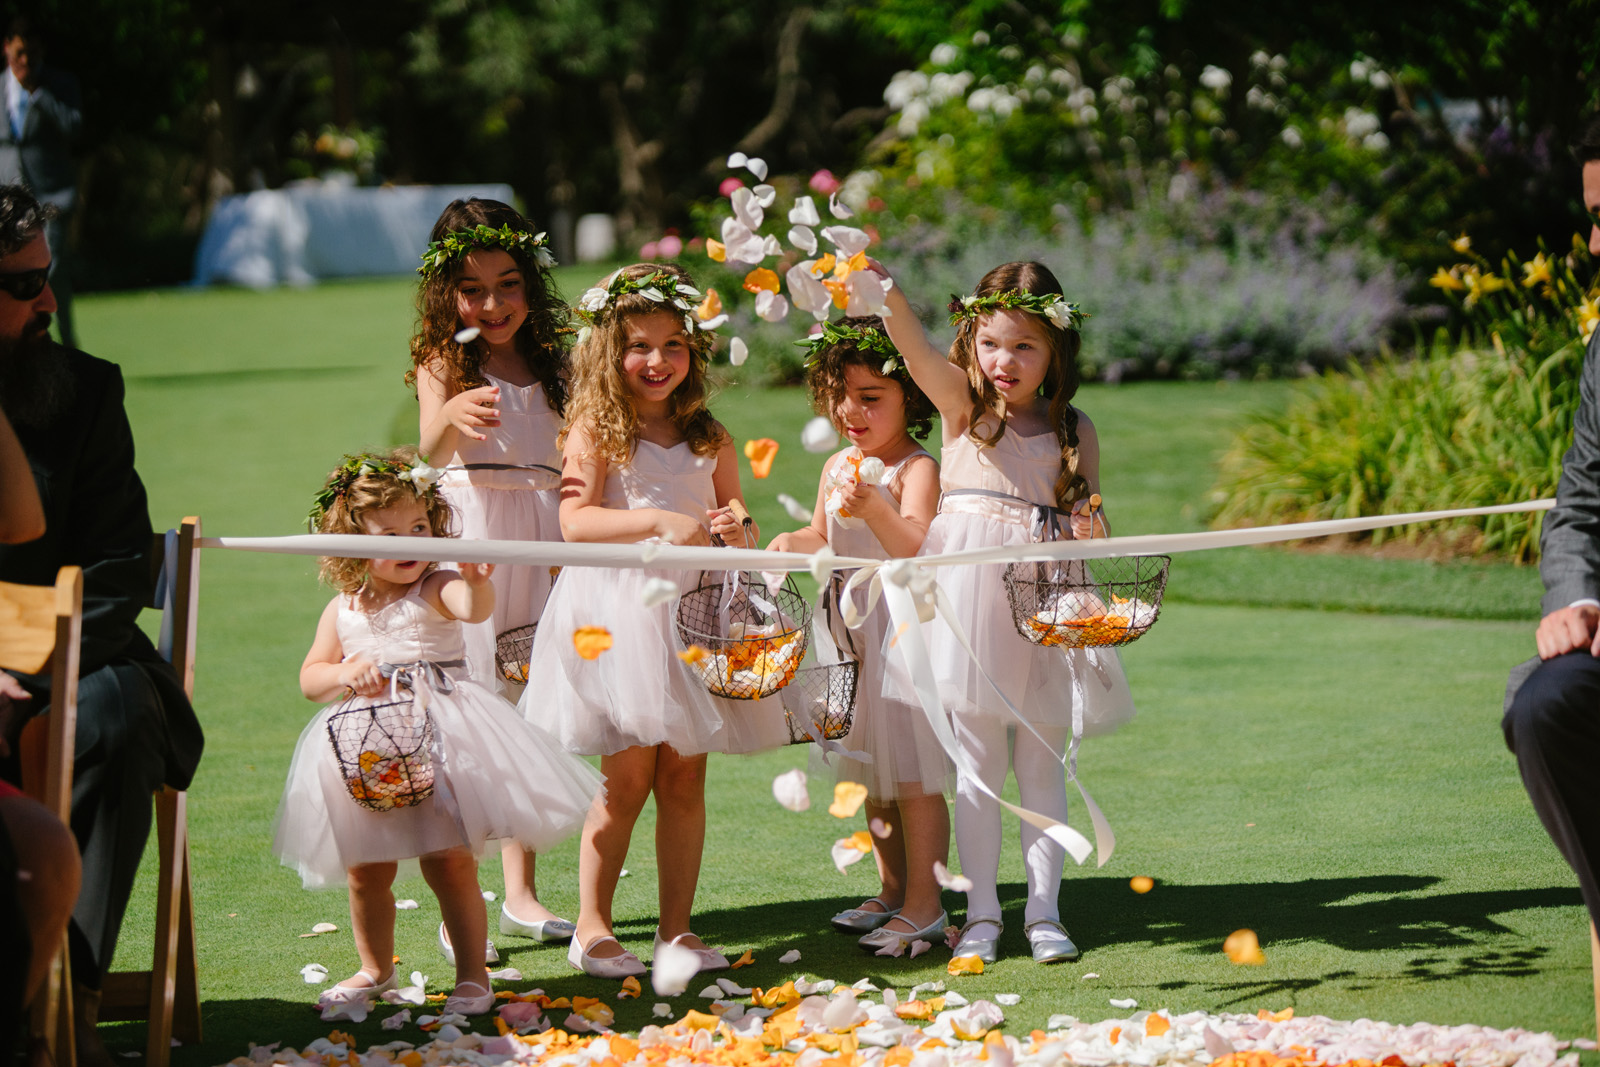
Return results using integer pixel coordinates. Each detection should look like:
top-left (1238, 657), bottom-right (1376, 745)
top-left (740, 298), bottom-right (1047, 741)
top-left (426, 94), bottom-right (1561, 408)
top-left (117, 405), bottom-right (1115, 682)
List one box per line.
top-left (308, 453), bottom-right (442, 532)
top-left (573, 270), bottom-right (721, 347)
top-left (795, 318), bottom-right (908, 380)
top-left (418, 224), bottom-right (556, 277)
top-left (948, 290), bottom-right (1087, 332)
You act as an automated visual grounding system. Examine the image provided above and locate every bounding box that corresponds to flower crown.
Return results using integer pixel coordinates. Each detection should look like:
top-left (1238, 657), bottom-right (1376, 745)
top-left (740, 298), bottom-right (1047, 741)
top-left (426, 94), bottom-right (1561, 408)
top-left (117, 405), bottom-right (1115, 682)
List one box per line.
top-left (573, 270), bottom-right (723, 347)
top-left (795, 318), bottom-right (907, 380)
top-left (307, 452), bottom-right (442, 532)
top-left (948, 290), bottom-right (1086, 332)
top-left (418, 223), bottom-right (556, 278)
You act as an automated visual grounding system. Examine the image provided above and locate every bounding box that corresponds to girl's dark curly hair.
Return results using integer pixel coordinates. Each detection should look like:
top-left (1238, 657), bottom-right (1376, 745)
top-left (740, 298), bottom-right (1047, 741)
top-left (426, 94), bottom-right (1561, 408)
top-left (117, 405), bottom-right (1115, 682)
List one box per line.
top-left (406, 198), bottom-right (570, 416)
top-left (805, 315), bottom-right (935, 441)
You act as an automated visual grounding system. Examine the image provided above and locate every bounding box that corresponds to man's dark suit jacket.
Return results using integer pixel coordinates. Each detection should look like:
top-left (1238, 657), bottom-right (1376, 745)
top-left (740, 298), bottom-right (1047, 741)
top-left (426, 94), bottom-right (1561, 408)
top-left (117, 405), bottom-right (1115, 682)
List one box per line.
top-left (0, 65), bottom-right (81, 210)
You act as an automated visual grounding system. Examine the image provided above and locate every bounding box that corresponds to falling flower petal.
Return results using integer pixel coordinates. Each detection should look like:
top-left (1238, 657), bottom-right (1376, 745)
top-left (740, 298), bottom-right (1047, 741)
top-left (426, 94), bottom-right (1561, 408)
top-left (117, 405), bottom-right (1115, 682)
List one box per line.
top-left (311, 922), bottom-right (339, 934)
top-left (779, 949), bottom-right (801, 964)
top-left (831, 837), bottom-right (870, 873)
top-left (745, 157), bottom-right (768, 181)
top-left (301, 964), bottom-right (329, 984)
top-left (744, 438), bottom-right (779, 478)
top-left (1110, 997), bottom-right (1138, 1009)
top-left (641, 577), bottom-right (680, 608)
top-left (1130, 876), bottom-right (1154, 894)
top-left (395, 899), bottom-right (419, 910)
top-left (720, 218), bottom-right (767, 264)
top-left (909, 940), bottom-right (931, 959)
top-left (652, 938), bottom-right (703, 997)
top-left (869, 817), bottom-right (891, 838)
top-left (751, 184), bottom-right (777, 208)
top-left (730, 337), bottom-right (749, 366)
top-left (727, 151), bottom-right (749, 169)
top-left (754, 289), bottom-right (790, 323)
top-left (777, 493), bottom-right (811, 522)
top-left (788, 226), bottom-right (818, 256)
top-left (618, 976), bottom-right (642, 1000)
top-left (846, 270), bottom-right (894, 318)
top-left (573, 627), bottom-right (613, 660)
top-left (762, 234), bottom-right (784, 258)
top-left (453, 327), bottom-right (481, 344)
top-left (707, 239), bottom-right (727, 263)
top-left (829, 781), bottom-right (868, 818)
top-left (731, 187), bottom-right (764, 231)
top-left (801, 415), bottom-right (838, 453)
top-left (821, 225), bottom-right (872, 258)
top-left (933, 860), bottom-right (973, 893)
top-left (696, 288), bottom-right (723, 322)
top-left (1224, 928), bottom-right (1266, 965)
top-left (743, 267), bottom-right (781, 294)
top-left (947, 957), bottom-right (984, 976)
top-left (786, 262), bottom-right (835, 321)
top-left (679, 644), bottom-right (708, 664)
top-left (829, 191), bottom-right (855, 219)
top-left (481, 891), bottom-right (496, 901)
top-left (772, 768), bottom-right (810, 812)
top-left (789, 196), bottom-right (821, 227)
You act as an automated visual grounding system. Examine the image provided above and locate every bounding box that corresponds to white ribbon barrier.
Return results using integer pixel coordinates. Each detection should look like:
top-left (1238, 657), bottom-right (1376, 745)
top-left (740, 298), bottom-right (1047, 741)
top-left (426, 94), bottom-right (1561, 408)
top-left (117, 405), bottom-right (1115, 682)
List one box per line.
top-left (200, 496), bottom-right (1555, 869)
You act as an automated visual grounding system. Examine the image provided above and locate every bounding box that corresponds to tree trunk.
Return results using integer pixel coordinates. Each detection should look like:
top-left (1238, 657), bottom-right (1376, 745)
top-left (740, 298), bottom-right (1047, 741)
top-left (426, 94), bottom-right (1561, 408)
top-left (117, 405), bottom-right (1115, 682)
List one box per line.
top-left (601, 80), bottom-right (664, 239)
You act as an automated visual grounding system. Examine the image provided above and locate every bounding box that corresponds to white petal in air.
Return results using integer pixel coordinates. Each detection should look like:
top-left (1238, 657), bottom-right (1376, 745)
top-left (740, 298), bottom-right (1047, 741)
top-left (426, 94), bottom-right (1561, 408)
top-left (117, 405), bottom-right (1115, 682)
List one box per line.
top-left (395, 899), bottom-right (419, 910)
top-left (755, 290), bottom-right (790, 323)
top-left (821, 226), bottom-right (872, 258)
top-left (745, 157), bottom-right (769, 181)
top-left (829, 191), bottom-right (855, 219)
top-left (846, 271), bottom-right (893, 318)
top-left (731, 187), bottom-right (764, 231)
top-left (772, 769), bottom-right (810, 812)
top-left (727, 151), bottom-right (749, 169)
top-left (788, 225), bottom-right (818, 256)
top-left (697, 314), bottom-right (729, 331)
top-left (762, 234), bottom-right (784, 258)
top-left (482, 891), bottom-right (496, 902)
top-left (933, 860), bottom-right (973, 893)
top-left (453, 327), bottom-right (481, 344)
top-left (640, 577), bottom-right (680, 608)
top-left (831, 838), bottom-right (869, 873)
top-left (729, 337), bottom-right (749, 366)
top-left (777, 493), bottom-right (811, 522)
top-left (801, 415), bottom-right (839, 453)
top-left (652, 938), bottom-right (703, 997)
top-left (869, 817), bottom-right (891, 838)
top-left (752, 184), bottom-right (777, 208)
top-left (720, 217), bottom-right (767, 264)
top-left (789, 196), bottom-right (821, 227)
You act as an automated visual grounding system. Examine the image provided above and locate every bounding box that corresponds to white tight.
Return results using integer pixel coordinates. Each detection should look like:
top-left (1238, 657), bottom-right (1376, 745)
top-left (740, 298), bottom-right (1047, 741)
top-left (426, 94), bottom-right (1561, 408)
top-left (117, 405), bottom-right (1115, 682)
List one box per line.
top-left (952, 715), bottom-right (1069, 925)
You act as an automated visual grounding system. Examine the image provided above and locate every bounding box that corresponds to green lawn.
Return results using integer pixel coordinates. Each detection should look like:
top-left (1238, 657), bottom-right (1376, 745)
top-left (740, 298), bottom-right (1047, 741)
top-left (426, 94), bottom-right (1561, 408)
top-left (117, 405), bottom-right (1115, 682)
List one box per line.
top-left (66, 276), bottom-right (1590, 1066)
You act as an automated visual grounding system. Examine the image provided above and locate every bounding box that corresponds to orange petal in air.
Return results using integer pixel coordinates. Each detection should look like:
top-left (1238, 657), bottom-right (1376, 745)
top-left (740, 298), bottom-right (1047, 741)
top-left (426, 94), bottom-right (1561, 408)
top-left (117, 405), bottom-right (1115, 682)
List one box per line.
top-left (707, 239), bottom-right (726, 263)
top-left (829, 781), bottom-right (868, 818)
top-left (573, 626), bottom-right (613, 660)
top-left (1223, 928), bottom-right (1266, 965)
top-left (744, 437), bottom-right (779, 478)
top-left (743, 268), bottom-right (781, 294)
top-left (679, 644), bottom-right (709, 664)
top-left (822, 278), bottom-right (849, 310)
top-left (697, 289), bottom-right (723, 321)
top-left (810, 253), bottom-right (837, 277)
top-left (847, 829), bottom-right (873, 852)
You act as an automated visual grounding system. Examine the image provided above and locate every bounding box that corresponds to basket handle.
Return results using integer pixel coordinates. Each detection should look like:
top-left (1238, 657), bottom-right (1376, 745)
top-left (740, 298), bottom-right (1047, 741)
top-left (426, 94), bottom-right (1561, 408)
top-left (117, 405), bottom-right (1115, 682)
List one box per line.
top-left (727, 499), bottom-right (753, 527)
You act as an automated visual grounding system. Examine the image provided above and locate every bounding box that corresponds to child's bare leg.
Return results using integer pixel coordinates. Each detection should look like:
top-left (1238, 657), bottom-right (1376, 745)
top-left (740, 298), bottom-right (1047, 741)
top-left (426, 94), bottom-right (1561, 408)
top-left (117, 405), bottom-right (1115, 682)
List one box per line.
top-left (346, 861), bottom-right (399, 984)
top-left (895, 791), bottom-right (951, 928)
top-left (500, 845), bottom-right (562, 923)
top-left (420, 847), bottom-right (489, 991)
top-left (865, 798), bottom-right (906, 911)
top-left (652, 746), bottom-right (708, 944)
top-left (575, 744), bottom-right (657, 957)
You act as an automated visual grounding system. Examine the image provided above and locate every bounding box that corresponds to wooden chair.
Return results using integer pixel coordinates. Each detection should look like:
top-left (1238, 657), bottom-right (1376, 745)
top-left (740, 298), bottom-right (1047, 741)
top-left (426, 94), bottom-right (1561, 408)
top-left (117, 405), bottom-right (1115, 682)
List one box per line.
top-left (99, 517), bottom-right (204, 1067)
top-left (2, 564), bottom-right (84, 1067)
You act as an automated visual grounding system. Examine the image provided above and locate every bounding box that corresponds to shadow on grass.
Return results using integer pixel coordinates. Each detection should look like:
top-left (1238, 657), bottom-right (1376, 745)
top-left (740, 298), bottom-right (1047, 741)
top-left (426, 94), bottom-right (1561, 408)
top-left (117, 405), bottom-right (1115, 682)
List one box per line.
top-left (127, 366), bottom-right (374, 386)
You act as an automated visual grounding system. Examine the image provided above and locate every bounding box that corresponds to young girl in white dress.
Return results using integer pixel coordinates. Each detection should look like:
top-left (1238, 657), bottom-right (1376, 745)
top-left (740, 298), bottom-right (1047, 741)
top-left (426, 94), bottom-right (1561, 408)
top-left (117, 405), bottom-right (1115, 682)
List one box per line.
top-left (275, 447), bottom-right (601, 1020)
top-left (766, 316), bottom-right (952, 953)
top-left (874, 261), bottom-right (1135, 965)
top-left (519, 263), bottom-right (787, 979)
top-left (409, 198), bottom-right (576, 948)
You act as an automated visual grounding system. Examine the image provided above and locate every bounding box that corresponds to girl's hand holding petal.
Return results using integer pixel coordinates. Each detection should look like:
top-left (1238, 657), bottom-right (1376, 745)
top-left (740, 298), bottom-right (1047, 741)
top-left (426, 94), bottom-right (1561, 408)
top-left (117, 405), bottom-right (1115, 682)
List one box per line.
top-left (840, 479), bottom-right (883, 520)
top-left (444, 385), bottom-right (501, 442)
top-left (656, 510), bottom-right (710, 548)
top-left (341, 655), bottom-right (385, 697)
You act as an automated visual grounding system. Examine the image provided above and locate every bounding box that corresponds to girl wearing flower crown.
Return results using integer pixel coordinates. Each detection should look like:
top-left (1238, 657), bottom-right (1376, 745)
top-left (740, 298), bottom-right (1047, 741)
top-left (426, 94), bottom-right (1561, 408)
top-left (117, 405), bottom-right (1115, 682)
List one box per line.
top-left (275, 446), bottom-right (600, 1021)
top-left (873, 261), bottom-right (1135, 965)
top-left (409, 198), bottom-right (577, 950)
top-left (766, 315), bottom-right (954, 954)
top-left (519, 262), bottom-right (787, 979)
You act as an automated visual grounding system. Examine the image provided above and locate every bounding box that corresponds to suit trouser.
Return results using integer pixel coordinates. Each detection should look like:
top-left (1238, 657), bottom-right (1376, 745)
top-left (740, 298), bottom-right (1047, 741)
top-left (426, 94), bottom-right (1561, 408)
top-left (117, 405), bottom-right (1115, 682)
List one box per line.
top-left (1503, 650), bottom-right (1600, 923)
top-left (43, 212), bottom-right (74, 349)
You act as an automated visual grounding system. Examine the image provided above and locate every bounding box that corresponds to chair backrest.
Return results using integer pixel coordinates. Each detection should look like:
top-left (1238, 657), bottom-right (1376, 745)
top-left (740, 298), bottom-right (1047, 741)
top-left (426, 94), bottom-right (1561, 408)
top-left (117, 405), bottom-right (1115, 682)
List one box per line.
top-left (0, 566), bottom-right (83, 822)
top-left (150, 517), bottom-right (201, 700)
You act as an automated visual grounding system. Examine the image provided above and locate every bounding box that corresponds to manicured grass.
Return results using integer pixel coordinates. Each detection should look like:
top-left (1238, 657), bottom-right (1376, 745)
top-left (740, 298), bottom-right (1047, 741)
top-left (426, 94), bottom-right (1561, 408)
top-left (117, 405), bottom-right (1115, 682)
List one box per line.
top-left (65, 277), bottom-right (1591, 1066)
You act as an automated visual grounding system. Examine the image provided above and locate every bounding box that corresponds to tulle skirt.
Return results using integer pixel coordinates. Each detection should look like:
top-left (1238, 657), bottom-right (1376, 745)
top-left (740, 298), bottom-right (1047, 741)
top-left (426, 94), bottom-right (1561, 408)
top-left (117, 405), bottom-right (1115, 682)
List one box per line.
top-left (440, 481), bottom-right (562, 695)
top-left (520, 565), bottom-right (793, 757)
top-left (881, 511), bottom-right (1136, 733)
top-left (273, 672), bottom-right (602, 889)
top-left (811, 574), bottom-right (952, 800)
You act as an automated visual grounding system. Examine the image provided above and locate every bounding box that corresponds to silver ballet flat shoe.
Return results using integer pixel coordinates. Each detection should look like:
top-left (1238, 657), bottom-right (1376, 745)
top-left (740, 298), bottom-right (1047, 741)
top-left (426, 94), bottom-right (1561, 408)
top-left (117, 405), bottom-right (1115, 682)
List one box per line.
top-left (1025, 918), bottom-right (1080, 963)
top-left (830, 897), bottom-right (902, 934)
top-left (654, 931), bottom-right (731, 972)
top-left (499, 905), bottom-right (577, 942)
top-left (567, 934), bottom-right (647, 978)
top-left (951, 916), bottom-right (1003, 964)
top-left (316, 969), bottom-right (398, 1022)
top-left (437, 921), bottom-right (499, 965)
top-left (858, 910), bottom-right (949, 954)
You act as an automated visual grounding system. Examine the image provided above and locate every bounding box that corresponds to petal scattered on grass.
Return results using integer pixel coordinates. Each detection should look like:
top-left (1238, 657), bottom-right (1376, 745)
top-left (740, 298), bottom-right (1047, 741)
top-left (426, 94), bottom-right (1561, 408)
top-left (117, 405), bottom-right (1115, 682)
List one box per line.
top-left (801, 415), bottom-right (838, 454)
top-left (380, 1009), bottom-right (411, 1031)
top-left (716, 977), bottom-right (752, 996)
top-left (729, 950), bottom-right (755, 969)
top-left (641, 577), bottom-right (681, 608)
top-left (777, 493), bottom-right (812, 522)
top-left (652, 1002), bottom-right (673, 1017)
top-left (744, 438), bottom-right (779, 478)
top-left (301, 964), bottom-right (329, 984)
top-left (933, 860), bottom-right (973, 893)
top-left (312, 922), bottom-right (339, 934)
top-left (1110, 997), bottom-right (1138, 1009)
top-left (874, 940), bottom-right (905, 957)
top-left (995, 993), bottom-right (1021, 1006)
top-left (487, 967), bottom-right (522, 981)
top-left (947, 956), bottom-right (984, 976)
top-left (453, 327), bottom-right (481, 344)
top-left (1081, 972), bottom-right (1099, 980)
top-left (909, 940), bottom-right (931, 958)
top-left (829, 780), bottom-right (868, 818)
top-left (779, 949), bottom-right (801, 964)
top-left (618, 976), bottom-right (641, 1000)
top-left (772, 768), bottom-right (810, 812)
top-left (572, 627), bottom-right (613, 660)
top-left (1223, 928), bottom-right (1266, 965)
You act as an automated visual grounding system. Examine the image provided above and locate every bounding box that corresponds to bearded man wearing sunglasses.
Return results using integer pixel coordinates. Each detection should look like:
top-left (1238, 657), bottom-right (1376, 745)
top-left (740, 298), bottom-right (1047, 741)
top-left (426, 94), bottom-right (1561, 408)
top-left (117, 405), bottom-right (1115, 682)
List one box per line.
top-left (0, 183), bottom-right (202, 1067)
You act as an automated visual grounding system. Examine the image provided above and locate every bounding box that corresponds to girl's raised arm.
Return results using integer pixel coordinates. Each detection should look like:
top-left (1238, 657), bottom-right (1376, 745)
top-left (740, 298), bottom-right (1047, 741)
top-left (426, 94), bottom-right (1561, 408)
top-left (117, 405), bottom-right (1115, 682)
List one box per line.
top-left (417, 360), bottom-right (503, 463)
top-left (300, 598), bottom-right (382, 701)
top-left (872, 266), bottom-right (970, 417)
top-left (558, 421), bottom-right (710, 546)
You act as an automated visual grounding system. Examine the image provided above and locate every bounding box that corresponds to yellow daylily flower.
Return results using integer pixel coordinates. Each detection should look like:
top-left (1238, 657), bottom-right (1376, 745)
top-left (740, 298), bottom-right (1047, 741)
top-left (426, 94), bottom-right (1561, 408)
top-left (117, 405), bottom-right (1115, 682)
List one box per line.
top-left (1450, 232), bottom-right (1471, 254)
top-left (1577, 298), bottom-right (1599, 344)
top-left (1461, 267), bottom-right (1508, 308)
top-left (829, 781), bottom-right (868, 818)
top-left (1521, 252), bottom-right (1553, 290)
top-left (1428, 267), bottom-right (1465, 292)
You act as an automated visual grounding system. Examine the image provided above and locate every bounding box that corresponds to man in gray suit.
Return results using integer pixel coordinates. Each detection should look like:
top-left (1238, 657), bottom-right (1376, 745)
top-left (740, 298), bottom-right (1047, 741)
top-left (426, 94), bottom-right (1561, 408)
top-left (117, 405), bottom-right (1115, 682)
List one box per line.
top-left (1502, 112), bottom-right (1600, 946)
top-left (0, 15), bottom-right (79, 347)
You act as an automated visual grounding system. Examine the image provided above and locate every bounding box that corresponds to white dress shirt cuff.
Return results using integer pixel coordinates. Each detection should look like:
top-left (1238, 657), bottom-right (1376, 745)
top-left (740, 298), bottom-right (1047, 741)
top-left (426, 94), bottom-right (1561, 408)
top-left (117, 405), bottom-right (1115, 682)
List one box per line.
top-left (1567, 598), bottom-right (1600, 610)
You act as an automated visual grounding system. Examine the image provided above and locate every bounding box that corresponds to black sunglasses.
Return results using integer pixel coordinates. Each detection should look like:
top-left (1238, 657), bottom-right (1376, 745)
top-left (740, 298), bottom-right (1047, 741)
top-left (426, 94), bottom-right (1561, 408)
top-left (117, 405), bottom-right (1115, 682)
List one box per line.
top-left (0, 267), bottom-right (49, 301)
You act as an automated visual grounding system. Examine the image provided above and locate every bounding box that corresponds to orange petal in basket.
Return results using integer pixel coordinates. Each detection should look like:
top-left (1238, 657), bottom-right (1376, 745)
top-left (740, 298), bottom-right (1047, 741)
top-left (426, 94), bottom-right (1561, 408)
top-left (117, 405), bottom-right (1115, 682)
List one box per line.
top-left (572, 626), bottom-right (613, 660)
top-left (829, 781), bottom-right (868, 818)
top-left (743, 268), bottom-right (781, 294)
top-left (706, 239), bottom-right (726, 263)
top-left (744, 438), bottom-right (779, 478)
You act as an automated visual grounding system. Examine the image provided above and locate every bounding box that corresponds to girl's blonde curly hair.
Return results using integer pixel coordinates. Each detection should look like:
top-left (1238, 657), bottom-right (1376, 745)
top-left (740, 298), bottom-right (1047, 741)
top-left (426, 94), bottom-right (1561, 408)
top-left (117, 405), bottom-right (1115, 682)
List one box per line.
top-left (949, 261), bottom-right (1089, 511)
top-left (560, 262), bottom-right (725, 461)
top-left (313, 445), bottom-right (456, 594)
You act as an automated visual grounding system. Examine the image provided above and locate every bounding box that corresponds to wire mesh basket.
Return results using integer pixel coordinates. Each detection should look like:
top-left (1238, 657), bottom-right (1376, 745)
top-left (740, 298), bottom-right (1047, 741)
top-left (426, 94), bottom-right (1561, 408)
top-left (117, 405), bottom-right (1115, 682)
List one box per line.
top-left (780, 660), bottom-right (858, 744)
top-left (495, 623), bottom-right (537, 684)
top-left (676, 569), bottom-right (812, 698)
top-left (326, 696), bottom-right (436, 811)
top-left (1003, 555), bottom-right (1171, 648)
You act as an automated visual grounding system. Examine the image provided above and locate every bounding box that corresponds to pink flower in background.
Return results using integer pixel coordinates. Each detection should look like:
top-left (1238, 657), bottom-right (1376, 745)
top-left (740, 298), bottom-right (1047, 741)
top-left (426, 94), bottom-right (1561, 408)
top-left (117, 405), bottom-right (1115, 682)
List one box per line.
top-left (719, 177), bottom-right (746, 197)
top-left (809, 169), bottom-right (841, 195)
top-left (640, 241), bottom-right (660, 259)
top-left (687, 236), bottom-right (705, 251)
top-left (657, 235), bottom-right (684, 258)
